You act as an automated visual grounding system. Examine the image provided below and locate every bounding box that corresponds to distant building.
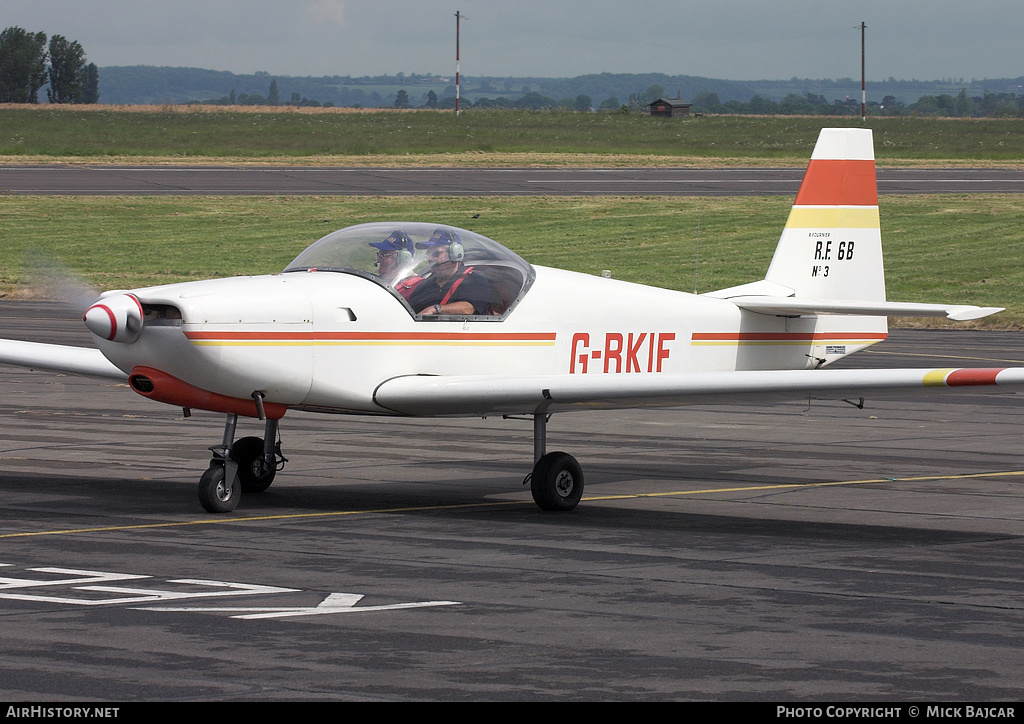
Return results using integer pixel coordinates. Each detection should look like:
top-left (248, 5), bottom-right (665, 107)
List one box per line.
top-left (647, 97), bottom-right (692, 117)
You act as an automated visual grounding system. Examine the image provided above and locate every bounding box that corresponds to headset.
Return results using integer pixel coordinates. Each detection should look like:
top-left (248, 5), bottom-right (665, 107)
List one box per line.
top-left (373, 230), bottom-right (414, 267)
top-left (416, 229), bottom-right (465, 266)
top-left (432, 229), bottom-right (464, 263)
top-left (448, 238), bottom-right (464, 263)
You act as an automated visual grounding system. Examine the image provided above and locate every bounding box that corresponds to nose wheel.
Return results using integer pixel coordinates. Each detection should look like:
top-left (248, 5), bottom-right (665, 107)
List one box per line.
top-left (198, 413), bottom-right (287, 514)
top-left (198, 462), bottom-right (239, 514)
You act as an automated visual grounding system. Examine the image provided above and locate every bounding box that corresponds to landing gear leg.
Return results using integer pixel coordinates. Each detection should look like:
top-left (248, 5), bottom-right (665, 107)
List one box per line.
top-left (231, 418), bottom-right (286, 494)
top-left (199, 413), bottom-right (241, 514)
top-left (528, 413), bottom-right (584, 512)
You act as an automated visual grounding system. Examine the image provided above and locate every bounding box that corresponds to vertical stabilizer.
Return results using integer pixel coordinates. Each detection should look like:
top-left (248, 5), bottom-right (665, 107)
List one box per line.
top-left (764, 128), bottom-right (884, 302)
top-left (705, 127), bottom-right (999, 369)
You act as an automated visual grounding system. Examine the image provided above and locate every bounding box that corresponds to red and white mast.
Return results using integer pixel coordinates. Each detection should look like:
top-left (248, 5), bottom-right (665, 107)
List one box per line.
top-left (455, 11), bottom-right (463, 116)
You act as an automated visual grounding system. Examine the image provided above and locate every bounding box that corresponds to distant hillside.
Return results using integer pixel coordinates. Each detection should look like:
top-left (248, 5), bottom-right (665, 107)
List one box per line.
top-left (96, 65), bottom-right (1024, 110)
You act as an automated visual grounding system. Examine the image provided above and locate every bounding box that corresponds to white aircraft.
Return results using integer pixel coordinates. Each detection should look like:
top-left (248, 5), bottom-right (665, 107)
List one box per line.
top-left (2, 127), bottom-right (1021, 514)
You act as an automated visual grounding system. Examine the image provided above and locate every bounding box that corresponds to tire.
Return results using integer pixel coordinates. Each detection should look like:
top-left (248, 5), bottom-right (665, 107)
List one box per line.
top-left (231, 436), bottom-right (276, 493)
top-left (198, 463), bottom-right (239, 513)
top-left (530, 451), bottom-right (584, 511)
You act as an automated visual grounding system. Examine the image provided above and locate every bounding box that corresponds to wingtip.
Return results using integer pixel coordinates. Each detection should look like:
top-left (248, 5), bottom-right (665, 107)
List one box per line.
top-left (946, 306), bottom-right (1005, 321)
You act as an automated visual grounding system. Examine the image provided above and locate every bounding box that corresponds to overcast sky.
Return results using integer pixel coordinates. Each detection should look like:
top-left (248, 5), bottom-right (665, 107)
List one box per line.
top-left (5, 0), bottom-right (1022, 81)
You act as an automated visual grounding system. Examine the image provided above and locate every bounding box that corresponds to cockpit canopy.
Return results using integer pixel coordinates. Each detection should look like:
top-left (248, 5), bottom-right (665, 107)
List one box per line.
top-left (284, 222), bottom-right (535, 318)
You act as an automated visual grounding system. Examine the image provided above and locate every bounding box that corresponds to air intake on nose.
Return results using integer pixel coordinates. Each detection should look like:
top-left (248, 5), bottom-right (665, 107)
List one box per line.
top-left (129, 374), bottom-right (154, 393)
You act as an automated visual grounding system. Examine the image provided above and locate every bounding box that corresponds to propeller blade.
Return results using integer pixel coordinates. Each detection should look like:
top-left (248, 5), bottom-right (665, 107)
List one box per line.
top-left (22, 251), bottom-right (101, 314)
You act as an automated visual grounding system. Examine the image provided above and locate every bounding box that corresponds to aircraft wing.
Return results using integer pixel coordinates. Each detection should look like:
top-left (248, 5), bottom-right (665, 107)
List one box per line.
top-left (373, 367), bottom-right (1024, 417)
top-left (0, 339), bottom-right (127, 380)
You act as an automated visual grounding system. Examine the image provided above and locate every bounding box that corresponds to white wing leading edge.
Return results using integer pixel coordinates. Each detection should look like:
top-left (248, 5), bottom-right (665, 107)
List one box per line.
top-left (0, 339), bottom-right (126, 380)
top-left (373, 367), bottom-right (1024, 417)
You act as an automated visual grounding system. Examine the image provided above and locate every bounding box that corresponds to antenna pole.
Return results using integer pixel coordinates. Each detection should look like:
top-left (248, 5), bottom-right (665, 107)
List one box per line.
top-left (859, 21), bottom-right (866, 122)
top-left (455, 11), bottom-right (463, 116)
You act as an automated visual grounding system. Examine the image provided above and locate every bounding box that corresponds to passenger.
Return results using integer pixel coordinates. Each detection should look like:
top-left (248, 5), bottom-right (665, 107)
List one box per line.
top-left (407, 229), bottom-right (492, 316)
top-left (369, 230), bottom-right (414, 285)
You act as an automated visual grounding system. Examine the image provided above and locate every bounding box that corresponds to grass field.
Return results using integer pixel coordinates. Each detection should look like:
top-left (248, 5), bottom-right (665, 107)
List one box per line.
top-left (2, 106), bottom-right (1023, 166)
top-left (2, 194), bottom-right (1022, 328)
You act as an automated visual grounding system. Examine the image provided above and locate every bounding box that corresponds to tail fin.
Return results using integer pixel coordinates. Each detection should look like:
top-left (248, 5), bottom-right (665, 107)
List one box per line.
top-left (765, 127), bottom-right (883, 301)
top-left (708, 127), bottom-right (1001, 323)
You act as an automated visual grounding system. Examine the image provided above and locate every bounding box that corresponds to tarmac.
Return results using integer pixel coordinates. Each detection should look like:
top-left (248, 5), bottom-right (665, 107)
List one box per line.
top-left (1, 301), bottom-right (1023, 701)
top-left (1, 164), bottom-right (1022, 195)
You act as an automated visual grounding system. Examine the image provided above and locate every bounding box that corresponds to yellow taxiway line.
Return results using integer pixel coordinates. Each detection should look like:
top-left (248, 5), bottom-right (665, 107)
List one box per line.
top-left (3, 469), bottom-right (1022, 540)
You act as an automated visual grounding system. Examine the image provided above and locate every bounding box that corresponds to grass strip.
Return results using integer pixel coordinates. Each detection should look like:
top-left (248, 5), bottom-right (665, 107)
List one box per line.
top-left (2, 107), bottom-right (1023, 166)
top-left (2, 194), bottom-right (1020, 328)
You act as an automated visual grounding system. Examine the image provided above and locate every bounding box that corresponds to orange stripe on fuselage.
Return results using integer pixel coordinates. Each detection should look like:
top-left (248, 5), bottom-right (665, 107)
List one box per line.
top-left (184, 331), bottom-right (557, 342)
top-left (794, 159), bottom-right (878, 207)
top-left (692, 332), bottom-right (887, 342)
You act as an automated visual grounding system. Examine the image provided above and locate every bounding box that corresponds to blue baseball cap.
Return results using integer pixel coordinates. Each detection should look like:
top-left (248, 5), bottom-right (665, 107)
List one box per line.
top-left (370, 230), bottom-right (413, 253)
top-left (415, 228), bottom-right (460, 249)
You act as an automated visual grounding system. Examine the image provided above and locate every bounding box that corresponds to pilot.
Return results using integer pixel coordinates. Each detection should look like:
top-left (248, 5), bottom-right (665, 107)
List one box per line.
top-left (369, 230), bottom-right (414, 284)
top-left (406, 229), bottom-right (492, 316)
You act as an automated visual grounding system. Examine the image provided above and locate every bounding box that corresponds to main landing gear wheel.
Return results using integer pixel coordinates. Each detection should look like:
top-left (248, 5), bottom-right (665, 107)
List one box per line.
top-left (198, 463), bottom-right (239, 514)
top-left (231, 436), bottom-right (277, 493)
top-left (530, 451), bottom-right (584, 511)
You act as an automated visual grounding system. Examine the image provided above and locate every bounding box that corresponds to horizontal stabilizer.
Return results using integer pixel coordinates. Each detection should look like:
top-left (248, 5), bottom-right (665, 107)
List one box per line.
top-left (0, 339), bottom-right (127, 379)
top-left (728, 296), bottom-right (1004, 321)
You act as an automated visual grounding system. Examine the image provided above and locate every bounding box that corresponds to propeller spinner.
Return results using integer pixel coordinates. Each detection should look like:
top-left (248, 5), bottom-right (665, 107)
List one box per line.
top-left (84, 293), bottom-right (144, 343)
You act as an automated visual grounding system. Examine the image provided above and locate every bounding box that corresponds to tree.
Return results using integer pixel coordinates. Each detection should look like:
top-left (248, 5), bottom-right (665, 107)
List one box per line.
top-left (747, 95), bottom-right (778, 114)
top-left (81, 63), bottom-right (99, 104)
top-left (879, 95), bottom-right (903, 116)
top-left (778, 93), bottom-right (816, 115)
top-left (953, 89), bottom-right (971, 117)
top-left (691, 90), bottom-right (721, 112)
top-left (0, 27), bottom-right (48, 103)
top-left (268, 79), bottom-right (279, 104)
top-left (425, 89), bottom-right (438, 109)
top-left (638, 84), bottom-right (665, 106)
top-left (473, 96), bottom-right (512, 109)
top-left (47, 35), bottom-right (86, 104)
top-left (515, 91), bottom-right (556, 109)
top-left (911, 94), bottom-right (939, 115)
top-left (394, 89), bottom-right (410, 108)
top-left (573, 94), bottom-right (592, 112)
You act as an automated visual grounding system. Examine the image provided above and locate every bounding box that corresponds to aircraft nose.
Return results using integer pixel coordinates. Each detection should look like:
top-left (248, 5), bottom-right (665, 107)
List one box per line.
top-left (84, 293), bottom-right (144, 343)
